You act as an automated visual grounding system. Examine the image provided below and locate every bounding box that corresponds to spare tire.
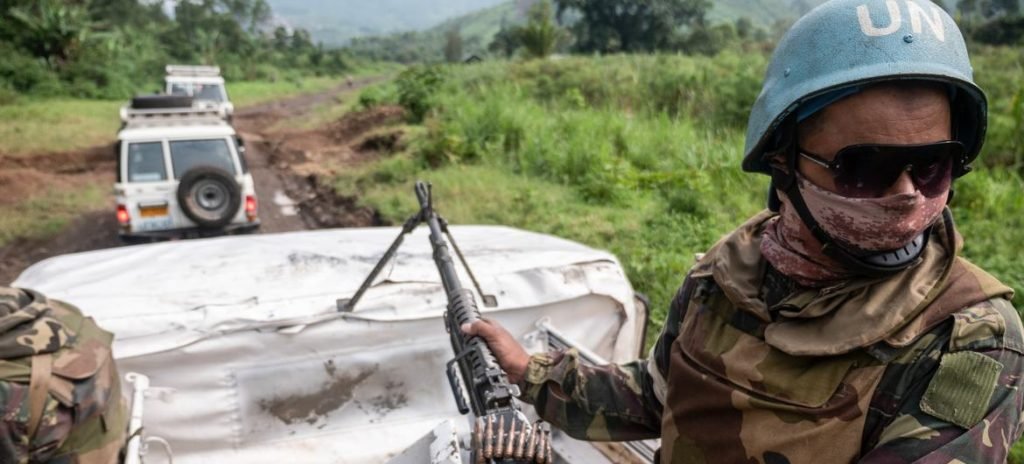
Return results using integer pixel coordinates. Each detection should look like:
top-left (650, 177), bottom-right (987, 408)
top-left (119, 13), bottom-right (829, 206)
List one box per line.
top-left (132, 95), bottom-right (193, 109)
top-left (176, 166), bottom-right (241, 228)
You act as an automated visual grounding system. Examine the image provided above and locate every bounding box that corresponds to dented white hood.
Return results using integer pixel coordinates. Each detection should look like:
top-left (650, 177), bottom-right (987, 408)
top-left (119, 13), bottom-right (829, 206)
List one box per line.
top-left (14, 226), bottom-right (648, 463)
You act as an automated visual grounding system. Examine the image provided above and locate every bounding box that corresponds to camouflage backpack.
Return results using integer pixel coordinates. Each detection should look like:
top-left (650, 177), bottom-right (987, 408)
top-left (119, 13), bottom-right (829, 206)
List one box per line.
top-left (0, 287), bottom-right (127, 464)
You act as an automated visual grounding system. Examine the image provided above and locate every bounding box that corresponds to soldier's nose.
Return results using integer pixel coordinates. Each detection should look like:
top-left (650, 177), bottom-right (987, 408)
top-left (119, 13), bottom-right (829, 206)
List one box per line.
top-left (883, 171), bottom-right (916, 196)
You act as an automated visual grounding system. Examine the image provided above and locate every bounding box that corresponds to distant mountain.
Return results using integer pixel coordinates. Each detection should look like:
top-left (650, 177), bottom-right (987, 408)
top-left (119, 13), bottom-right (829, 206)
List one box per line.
top-left (264, 0), bottom-right (508, 45)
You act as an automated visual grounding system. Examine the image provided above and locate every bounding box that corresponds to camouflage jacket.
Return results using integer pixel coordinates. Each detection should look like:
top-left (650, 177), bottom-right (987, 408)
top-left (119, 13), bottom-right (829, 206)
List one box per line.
top-left (0, 287), bottom-right (126, 464)
top-left (521, 211), bottom-right (1024, 463)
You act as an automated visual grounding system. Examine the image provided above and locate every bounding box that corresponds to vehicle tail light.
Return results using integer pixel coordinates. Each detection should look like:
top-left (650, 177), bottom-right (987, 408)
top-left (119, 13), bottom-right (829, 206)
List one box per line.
top-left (116, 204), bottom-right (130, 226)
top-left (245, 195), bottom-right (258, 221)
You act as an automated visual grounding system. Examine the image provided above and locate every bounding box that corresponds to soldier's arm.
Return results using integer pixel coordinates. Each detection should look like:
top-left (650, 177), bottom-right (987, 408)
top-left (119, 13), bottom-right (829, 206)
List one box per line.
top-left (0, 382), bottom-right (73, 464)
top-left (859, 300), bottom-right (1024, 463)
top-left (518, 350), bottom-right (664, 441)
top-left (515, 278), bottom-right (695, 441)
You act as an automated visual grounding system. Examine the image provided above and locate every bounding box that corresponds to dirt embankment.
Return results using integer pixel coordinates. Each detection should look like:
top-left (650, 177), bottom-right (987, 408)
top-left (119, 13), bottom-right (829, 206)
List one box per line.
top-left (0, 79), bottom-right (406, 285)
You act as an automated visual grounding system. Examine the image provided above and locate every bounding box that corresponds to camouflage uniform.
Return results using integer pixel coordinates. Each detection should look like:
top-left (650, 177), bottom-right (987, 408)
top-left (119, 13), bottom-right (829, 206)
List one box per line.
top-left (520, 211), bottom-right (1024, 463)
top-left (0, 287), bottom-right (127, 464)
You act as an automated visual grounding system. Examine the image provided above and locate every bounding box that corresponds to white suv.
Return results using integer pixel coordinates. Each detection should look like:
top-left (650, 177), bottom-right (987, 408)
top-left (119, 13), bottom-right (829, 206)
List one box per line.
top-left (115, 95), bottom-right (259, 240)
top-left (164, 65), bottom-right (234, 120)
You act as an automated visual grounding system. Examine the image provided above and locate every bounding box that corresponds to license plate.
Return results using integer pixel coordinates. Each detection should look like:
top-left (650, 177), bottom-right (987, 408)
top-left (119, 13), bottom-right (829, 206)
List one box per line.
top-left (139, 205), bottom-right (169, 217)
top-left (136, 217), bottom-right (174, 232)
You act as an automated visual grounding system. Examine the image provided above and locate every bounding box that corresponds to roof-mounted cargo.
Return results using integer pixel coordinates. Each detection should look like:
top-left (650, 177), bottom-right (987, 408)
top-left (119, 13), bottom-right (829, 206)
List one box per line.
top-left (165, 65), bottom-right (221, 77)
top-left (120, 96), bottom-right (227, 126)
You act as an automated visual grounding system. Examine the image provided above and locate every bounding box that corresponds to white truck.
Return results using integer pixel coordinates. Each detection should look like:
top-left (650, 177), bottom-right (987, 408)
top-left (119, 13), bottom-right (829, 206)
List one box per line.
top-left (14, 225), bottom-right (657, 463)
top-left (115, 95), bottom-right (260, 240)
top-left (165, 65), bottom-right (234, 120)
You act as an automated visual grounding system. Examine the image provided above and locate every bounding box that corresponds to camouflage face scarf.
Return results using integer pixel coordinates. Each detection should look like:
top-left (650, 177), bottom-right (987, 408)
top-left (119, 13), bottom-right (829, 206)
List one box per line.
top-left (761, 174), bottom-right (947, 287)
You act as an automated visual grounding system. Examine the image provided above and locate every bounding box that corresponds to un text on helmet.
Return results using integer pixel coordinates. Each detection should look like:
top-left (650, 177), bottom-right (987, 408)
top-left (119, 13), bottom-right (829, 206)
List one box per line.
top-left (857, 0), bottom-right (946, 42)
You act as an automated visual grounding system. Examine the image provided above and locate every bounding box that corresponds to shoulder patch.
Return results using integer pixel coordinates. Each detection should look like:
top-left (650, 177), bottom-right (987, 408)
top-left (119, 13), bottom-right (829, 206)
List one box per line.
top-left (920, 351), bottom-right (1001, 429)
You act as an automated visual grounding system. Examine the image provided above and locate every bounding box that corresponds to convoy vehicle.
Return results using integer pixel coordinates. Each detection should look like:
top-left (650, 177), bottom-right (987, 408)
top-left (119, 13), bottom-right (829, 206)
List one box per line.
top-left (165, 65), bottom-right (234, 119)
top-left (14, 226), bottom-right (657, 463)
top-left (115, 95), bottom-right (259, 240)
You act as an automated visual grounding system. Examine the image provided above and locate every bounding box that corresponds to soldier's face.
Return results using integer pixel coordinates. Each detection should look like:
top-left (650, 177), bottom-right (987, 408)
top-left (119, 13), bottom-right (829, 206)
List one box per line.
top-left (797, 84), bottom-right (952, 197)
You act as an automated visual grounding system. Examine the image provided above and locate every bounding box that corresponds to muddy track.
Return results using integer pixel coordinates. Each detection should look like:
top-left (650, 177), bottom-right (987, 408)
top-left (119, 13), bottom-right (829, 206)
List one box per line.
top-left (0, 76), bottom-right (403, 285)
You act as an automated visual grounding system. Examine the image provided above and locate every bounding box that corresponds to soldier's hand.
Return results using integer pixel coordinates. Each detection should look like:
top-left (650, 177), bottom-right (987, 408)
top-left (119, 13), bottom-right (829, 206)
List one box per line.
top-left (461, 319), bottom-right (529, 386)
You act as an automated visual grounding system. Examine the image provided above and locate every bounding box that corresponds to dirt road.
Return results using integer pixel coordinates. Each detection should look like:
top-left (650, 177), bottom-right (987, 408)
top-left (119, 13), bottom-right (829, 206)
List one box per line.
top-left (0, 77), bottom-right (404, 285)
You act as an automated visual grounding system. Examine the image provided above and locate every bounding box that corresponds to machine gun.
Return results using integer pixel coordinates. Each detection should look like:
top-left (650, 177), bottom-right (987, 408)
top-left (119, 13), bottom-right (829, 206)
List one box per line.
top-left (340, 181), bottom-right (551, 463)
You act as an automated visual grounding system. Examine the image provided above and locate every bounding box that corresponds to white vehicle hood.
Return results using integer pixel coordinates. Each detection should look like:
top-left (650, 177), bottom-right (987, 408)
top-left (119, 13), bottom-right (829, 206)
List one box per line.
top-left (13, 226), bottom-right (647, 463)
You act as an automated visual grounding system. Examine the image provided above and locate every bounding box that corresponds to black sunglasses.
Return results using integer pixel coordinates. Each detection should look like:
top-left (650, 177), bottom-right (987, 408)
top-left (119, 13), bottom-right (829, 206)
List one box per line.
top-left (797, 141), bottom-right (964, 198)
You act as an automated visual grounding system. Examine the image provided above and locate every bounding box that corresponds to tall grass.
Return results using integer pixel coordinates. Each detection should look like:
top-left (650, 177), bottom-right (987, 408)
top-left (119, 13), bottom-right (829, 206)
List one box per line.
top-left (0, 183), bottom-right (107, 246)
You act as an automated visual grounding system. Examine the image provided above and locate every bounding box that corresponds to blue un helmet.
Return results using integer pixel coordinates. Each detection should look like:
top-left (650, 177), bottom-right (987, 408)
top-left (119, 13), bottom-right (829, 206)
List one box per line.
top-left (744, 0), bottom-right (987, 275)
top-left (743, 0), bottom-right (987, 176)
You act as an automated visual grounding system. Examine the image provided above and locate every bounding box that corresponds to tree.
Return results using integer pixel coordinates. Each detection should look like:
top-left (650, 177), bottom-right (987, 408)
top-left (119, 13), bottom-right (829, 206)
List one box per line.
top-left (489, 17), bottom-right (520, 58)
top-left (735, 17), bottom-right (753, 40)
top-left (512, 0), bottom-right (565, 59)
top-left (444, 26), bottom-right (463, 63)
top-left (6, 0), bottom-right (94, 67)
top-left (554, 0), bottom-right (711, 53)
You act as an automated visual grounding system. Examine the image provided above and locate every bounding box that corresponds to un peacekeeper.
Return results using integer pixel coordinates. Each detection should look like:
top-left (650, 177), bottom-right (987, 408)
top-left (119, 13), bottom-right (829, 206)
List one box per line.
top-left (464, 0), bottom-right (1024, 462)
top-left (0, 287), bottom-right (127, 463)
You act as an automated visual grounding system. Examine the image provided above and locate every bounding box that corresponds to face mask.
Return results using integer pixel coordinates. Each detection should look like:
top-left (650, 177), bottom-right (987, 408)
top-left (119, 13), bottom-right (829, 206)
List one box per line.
top-left (761, 173), bottom-right (948, 287)
top-left (796, 174), bottom-right (946, 253)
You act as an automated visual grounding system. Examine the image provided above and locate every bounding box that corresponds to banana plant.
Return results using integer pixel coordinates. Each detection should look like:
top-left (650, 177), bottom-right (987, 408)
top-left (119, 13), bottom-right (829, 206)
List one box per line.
top-left (7, 0), bottom-right (94, 67)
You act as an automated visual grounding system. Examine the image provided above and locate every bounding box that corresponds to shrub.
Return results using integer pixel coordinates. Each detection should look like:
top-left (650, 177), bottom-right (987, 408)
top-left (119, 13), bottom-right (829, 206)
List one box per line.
top-left (395, 65), bottom-right (446, 123)
top-left (0, 44), bottom-right (64, 96)
top-left (358, 83), bottom-right (398, 110)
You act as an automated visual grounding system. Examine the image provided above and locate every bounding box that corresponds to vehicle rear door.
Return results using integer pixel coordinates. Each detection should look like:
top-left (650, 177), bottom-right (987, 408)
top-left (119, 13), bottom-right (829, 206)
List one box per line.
top-left (118, 140), bottom-right (177, 232)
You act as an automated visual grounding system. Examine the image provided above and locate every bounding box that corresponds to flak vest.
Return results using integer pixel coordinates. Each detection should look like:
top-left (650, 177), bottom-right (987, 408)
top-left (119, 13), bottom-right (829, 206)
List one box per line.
top-left (654, 211), bottom-right (1014, 463)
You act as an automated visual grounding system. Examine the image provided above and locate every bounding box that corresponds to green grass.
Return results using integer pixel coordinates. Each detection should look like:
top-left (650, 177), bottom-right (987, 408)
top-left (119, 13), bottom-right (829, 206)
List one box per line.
top-left (0, 99), bottom-right (123, 156)
top-left (0, 183), bottom-right (107, 246)
top-left (228, 76), bottom-right (340, 108)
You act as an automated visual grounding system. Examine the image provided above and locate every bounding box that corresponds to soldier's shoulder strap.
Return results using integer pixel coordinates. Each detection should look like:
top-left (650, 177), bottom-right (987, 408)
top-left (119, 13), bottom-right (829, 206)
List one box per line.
top-left (27, 353), bottom-right (53, 439)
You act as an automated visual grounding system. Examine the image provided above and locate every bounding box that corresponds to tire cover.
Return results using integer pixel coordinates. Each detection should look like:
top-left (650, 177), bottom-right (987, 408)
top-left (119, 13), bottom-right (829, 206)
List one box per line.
top-left (176, 166), bottom-right (242, 228)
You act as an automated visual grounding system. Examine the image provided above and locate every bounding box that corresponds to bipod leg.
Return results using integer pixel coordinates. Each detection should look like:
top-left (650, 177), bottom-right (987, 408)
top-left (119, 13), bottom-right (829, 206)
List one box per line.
top-left (337, 211), bottom-right (423, 312)
top-left (439, 217), bottom-right (498, 307)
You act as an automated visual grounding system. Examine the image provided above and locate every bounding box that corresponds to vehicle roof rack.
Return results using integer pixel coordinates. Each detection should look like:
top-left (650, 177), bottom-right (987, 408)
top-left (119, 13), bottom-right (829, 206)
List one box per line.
top-left (165, 65), bottom-right (221, 77)
top-left (121, 105), bottom-right (227, 127)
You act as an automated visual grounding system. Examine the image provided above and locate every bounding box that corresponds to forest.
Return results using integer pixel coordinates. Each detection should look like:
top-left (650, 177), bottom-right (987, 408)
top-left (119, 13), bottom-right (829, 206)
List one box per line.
top-left (0, 0), bottom-right (362, 102)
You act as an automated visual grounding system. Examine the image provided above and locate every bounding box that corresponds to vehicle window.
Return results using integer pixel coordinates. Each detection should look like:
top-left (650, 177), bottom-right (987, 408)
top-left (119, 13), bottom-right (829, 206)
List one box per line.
top-left (169, 82), bottom-right (191, 95)
top-left (127, 142), bottom-right (167, 182)
top-left (233, 137), bottom-right (249, 173)
top-left (194, 84), bottom-right (225, 102)
top-left (169, 139), bottom-right (236, 179)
